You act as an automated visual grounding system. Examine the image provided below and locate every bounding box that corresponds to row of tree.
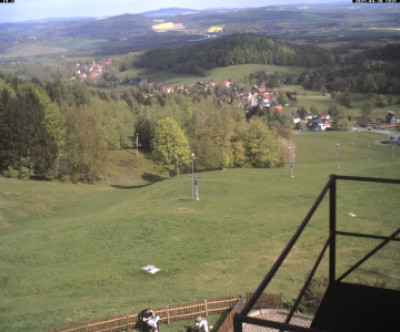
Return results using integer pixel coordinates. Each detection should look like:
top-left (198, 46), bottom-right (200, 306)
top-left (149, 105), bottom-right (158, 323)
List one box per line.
top-left (0, 78), bottom-right (135, 182)
top-left (0, 77), bottom-right (288, 182)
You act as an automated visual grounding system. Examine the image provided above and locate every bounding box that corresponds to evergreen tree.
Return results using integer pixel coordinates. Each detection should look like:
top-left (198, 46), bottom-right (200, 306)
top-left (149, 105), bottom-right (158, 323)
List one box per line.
top-left (0, 81), bottom-right (65, 177)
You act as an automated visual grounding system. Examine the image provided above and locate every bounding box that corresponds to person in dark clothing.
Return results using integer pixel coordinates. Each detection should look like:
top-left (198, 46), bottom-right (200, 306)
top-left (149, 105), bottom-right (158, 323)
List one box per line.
top-left (142, 308), bottom-right (160, 332)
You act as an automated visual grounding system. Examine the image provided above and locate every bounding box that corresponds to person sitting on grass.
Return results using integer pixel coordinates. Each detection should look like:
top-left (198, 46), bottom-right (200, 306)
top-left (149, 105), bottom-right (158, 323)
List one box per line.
top-left (195, 316), bottom-right (209, 332)
top-left (142, 308), bottom-right (160, 332)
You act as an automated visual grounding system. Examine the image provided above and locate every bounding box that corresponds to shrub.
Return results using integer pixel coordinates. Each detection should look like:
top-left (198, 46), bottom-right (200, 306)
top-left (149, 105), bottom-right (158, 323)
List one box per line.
top-left (4, 166), bottom-right (19, 179)
top-left (71, 175), bottom-right (80, 184)
top-left (354, 276), bottom-right (386, 288)
top-left (302, 276), bottom-right (328, 310)
top-left (18, 166), bottom-right (33, 180)
top-left (60, 175), bottom-right (71, 183)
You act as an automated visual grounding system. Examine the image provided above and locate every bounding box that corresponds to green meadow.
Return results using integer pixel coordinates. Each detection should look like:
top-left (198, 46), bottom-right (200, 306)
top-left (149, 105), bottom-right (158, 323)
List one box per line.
top-left (0, 132), bottom-right (399, 331)
top-left (119, 64), bottom-right (307, 87)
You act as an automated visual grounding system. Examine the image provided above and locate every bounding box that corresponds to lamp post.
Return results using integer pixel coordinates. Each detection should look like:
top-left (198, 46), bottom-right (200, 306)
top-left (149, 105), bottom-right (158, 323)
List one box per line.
top-left (174, 155), bottom-right (179, 177)
top-left (175, 155), bottom-right (179, 177)
top-left (288, 144), bottom-right (293, 178)
top-left (193, 176), bottom-right (204, 201)
top-left (392, 142), bottom-right (395, 161)
top-left (190, 153), bottom-right (195, 199)
top-left (136, 133), bottom-right (139, 156)
top-left (367, 144), bottom-right (371, 166)
top-left (336, 143), bottom-right (340, 169)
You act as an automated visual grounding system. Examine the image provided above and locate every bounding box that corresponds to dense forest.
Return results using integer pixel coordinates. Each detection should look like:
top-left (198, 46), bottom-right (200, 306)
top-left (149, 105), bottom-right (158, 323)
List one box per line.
top-left (134, 33), bottom-right (336, 75)
top-left (0, 76), bottom-right (290, 182)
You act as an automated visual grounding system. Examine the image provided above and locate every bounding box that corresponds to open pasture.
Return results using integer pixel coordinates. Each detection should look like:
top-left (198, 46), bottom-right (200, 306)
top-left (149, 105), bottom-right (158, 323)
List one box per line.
top-left (133, 64), bottom-right (307, 87)
top-left (0, 43), bottom-right (67, 59)
top-left (293, 94), bottom-right (335, 114)
top-left (0, 132), bottom-right (399, 331)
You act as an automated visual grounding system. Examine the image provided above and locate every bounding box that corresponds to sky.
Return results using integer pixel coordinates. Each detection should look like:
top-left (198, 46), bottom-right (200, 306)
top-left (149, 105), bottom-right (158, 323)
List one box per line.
top-left (0, 0), bottom-right (349, 23)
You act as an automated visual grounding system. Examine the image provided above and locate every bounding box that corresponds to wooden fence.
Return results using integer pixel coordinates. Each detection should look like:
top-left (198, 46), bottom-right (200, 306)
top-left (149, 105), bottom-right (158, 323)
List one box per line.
top-left (215, 296), bottom-right (244, 332)
top-left (52, 293), bottom-right (281, 332)
top-left (245, 292), bottom-right (282, 310)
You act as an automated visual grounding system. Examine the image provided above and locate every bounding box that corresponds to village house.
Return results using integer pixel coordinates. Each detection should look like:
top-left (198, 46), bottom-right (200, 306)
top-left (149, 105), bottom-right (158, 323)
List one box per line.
top-left (72, 59), bottom-right (114, 83)
top-left (270, 105), bottom-right (283, 112)
top-left (386, 111), bottom-right (398, 124)
top-left (222, 79), bottom-right (231, 88)
top-left (207, 80), bottom-right (215, 89)
top-left (291, 113), bottom-right (301, 124)
top-left (307, 116), bottom-right (331, 131)
top-left (319, 112), bottom-right (331, 121)
top-left (357, 116), bottom-right (373, 128)
top-left (250, 94), bottom-right (260, 107)
top-left (176, 85), bottom-right (190, 95)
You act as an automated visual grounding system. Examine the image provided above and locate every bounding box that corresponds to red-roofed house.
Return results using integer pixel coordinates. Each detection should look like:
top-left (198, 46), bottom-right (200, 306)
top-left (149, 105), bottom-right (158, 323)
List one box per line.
top-left (222, 80), bottom-right (231, 88)
top-left (320, 112), bottom-right (331, 121)
top-left (270, 105), bottom-right (283, 112)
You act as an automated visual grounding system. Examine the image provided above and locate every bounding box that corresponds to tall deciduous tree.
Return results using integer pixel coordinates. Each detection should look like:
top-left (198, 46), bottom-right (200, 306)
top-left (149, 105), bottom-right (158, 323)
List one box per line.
top-left (0, 83), bottom-right (16, 170)
top-left (243, 118), bottom-right (282, 168)
top-left (375, 94), bottom-right (389, 108)
top-left (63, 104), bottom-right (108, 183)
top-left (189, 102), bottom-right (242, 171)
top-left (361, 100), bottom-right (375, 117)
top-left (328, 105), bottom-right (350, 131)
top-left (151, 117), bottom-right (190, 176)
top-left (278, 92), bottom-right (289, 105)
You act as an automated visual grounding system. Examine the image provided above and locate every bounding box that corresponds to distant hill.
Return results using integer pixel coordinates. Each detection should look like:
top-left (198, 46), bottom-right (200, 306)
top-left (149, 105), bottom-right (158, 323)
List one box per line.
top-left (141, 8), bottom-right (201, 17)
top-left (61, 14), bottom-right (153, 39)
top-left (346, 43), bottom-right (400, 63)
top-left (134, 33), bottom-right (336, 75)
top-left (0, 4), bottom-right (399, 58)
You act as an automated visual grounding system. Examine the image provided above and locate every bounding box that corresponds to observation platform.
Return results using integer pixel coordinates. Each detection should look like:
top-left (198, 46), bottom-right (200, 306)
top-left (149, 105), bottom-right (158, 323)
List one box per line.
top-left (311, 282), bottom-right (400, 332)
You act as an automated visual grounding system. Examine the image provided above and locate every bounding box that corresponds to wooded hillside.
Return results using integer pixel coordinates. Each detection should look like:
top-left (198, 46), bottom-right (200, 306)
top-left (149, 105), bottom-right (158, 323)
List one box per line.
top-left (0, 76), bottom-right (290, 183)
top-left (134, 33), bottom-right (336, 75)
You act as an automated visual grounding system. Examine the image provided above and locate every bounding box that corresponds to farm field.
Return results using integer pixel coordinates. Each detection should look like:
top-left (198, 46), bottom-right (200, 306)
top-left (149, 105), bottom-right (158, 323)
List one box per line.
top-left (0, 43), bottom-right (67, 59)
top-left (0, 132), bottom-right (399, 331)
top-left (0, 38), bottom-right (108, 59)
top-left (294, 94), bottom-right (335, 114)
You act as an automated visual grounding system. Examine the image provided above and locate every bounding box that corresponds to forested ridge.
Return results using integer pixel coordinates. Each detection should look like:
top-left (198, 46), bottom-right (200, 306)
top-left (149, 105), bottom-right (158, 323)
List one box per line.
top-left (346, 43), bottom-right (400, 63)
top-left (134, 33), bottom-right (336, 75)
top-left (300, 43), bottom-right (400, 94)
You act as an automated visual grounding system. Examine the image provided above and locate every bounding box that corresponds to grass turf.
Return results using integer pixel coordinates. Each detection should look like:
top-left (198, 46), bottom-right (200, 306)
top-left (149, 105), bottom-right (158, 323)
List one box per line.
top-left (0, 131), bottom-right (399, 331)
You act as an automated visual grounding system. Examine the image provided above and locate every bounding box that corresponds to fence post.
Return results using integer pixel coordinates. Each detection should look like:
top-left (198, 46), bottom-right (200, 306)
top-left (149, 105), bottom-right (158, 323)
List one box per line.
top-left (126, 313), bottom-right (130, 330)
top-left (167, 305), bottom-right (170, 324)
top-left (204, 299), bottom-right (208, 317)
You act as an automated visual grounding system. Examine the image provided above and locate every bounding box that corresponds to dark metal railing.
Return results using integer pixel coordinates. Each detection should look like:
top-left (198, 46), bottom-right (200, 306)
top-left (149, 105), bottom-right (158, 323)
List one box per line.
top-left (234, 175), bottom-right (400, 332)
